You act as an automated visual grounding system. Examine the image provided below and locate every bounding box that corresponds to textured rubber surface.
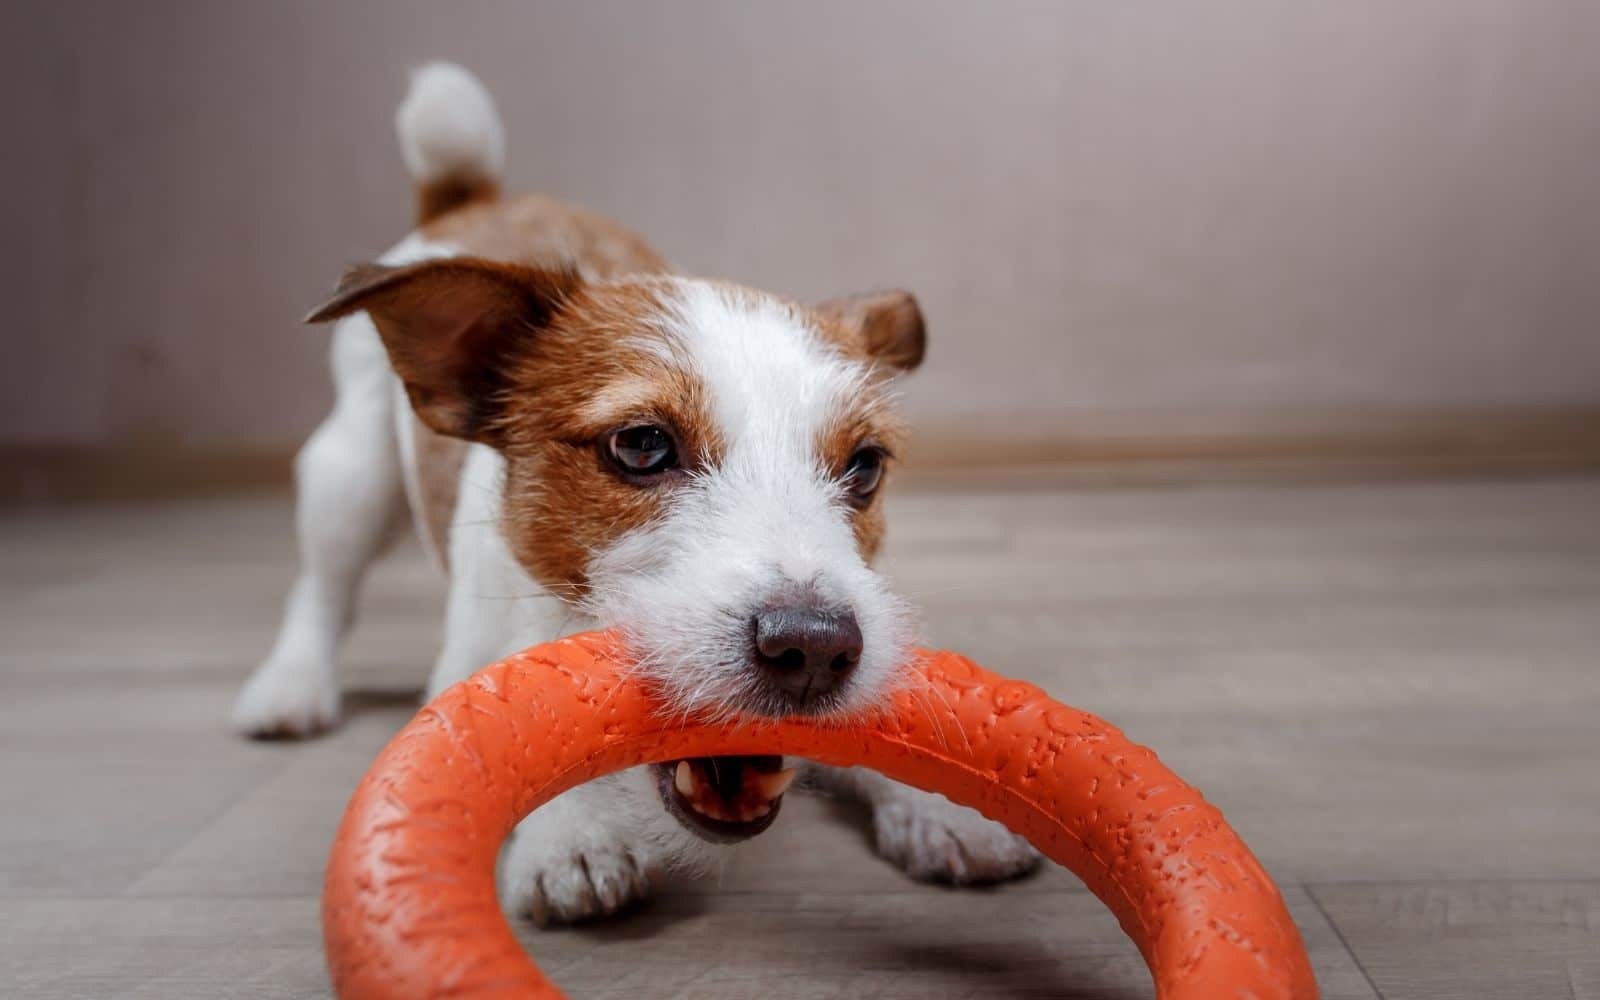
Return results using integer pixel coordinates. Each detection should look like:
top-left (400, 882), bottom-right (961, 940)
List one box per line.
top-left (323, 631), bottom-right (1318, 999)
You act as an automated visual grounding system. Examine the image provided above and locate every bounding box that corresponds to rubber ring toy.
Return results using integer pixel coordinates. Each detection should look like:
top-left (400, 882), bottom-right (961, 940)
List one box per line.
top-left (323, 631), bottom-right (1319, 999)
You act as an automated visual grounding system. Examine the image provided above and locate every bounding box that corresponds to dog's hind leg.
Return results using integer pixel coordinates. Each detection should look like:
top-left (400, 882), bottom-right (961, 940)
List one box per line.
top-left (232, 314), bottom-right (404, 737)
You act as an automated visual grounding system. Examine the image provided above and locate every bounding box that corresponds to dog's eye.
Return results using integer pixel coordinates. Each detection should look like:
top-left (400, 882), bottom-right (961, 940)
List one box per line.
top-left (606, 425), bottom-right (678, 478)
top-left (843, 446), bottom-right (886, 503)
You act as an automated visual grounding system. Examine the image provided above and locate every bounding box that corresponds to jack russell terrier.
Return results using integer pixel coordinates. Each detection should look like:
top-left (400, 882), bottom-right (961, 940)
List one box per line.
top-left (233, 62), bottom-right (1037, 924)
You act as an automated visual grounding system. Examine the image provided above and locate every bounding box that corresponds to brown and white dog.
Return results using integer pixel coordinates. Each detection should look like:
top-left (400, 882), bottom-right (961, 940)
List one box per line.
top-left (233, 63), bottom-right (1036, 924)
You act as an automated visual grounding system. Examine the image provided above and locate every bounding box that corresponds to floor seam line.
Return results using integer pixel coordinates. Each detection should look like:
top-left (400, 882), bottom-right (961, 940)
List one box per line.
top-left (1304, 882), bottom-right (1386, 1000)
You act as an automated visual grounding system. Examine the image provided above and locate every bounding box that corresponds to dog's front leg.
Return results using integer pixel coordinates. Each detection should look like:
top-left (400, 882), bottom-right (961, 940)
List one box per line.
top-left (499, 766), bottom-right (718, 925)
top-left (811, 765), bottom-right (1041, 884)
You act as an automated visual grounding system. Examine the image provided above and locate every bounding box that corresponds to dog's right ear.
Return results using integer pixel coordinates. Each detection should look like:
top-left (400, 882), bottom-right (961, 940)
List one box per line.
top-left (811, 290), bottom-right (926, 373)
top-left (307, 257), bottom-right (581, 445)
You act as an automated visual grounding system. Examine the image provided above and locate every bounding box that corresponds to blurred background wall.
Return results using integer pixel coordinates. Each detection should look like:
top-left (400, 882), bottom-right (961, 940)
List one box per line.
top-left (4, 0), bottom-right (1599, 497)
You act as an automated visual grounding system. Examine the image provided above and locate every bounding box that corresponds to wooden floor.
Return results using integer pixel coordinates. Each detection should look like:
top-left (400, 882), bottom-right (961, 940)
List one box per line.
top-left (3, 477), bottom-right (1598, 999)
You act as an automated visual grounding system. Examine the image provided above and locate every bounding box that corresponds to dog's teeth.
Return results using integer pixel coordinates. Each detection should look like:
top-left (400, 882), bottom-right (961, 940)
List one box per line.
top-left (755, 767), bottom-right (797, 800)
top-left (673, 760), bottom-right (789, 827)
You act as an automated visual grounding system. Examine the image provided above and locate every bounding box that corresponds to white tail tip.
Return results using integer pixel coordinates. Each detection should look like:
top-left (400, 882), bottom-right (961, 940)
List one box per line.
top-left (395, 61), bottom-right (505, 184)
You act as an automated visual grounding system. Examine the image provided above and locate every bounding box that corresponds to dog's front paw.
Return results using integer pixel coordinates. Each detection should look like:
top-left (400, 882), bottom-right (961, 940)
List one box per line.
top-left (229, 658), bottom-right (340, 738)
top-left (872, 789), bottom-right (1041, 885)
top-left (500, 823), bottom-right (658, 926)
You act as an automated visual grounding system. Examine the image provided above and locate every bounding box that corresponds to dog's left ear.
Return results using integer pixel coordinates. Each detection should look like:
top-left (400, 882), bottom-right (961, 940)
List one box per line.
top-left (812, 290), bottom-right (926, 373)
top-left (304, 256), bottom-right (581, 445)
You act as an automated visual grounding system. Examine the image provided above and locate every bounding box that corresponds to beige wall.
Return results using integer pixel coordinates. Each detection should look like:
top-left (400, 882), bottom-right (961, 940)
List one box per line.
top-left (5, 1), bottom-right (1599, 454)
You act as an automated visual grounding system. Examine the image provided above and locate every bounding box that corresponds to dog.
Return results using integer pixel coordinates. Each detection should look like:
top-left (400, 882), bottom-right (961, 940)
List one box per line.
top-left (232, 62), bottom-right (1037, 924)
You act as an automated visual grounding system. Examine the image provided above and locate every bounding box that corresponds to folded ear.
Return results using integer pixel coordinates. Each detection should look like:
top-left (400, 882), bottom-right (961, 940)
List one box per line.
top-left (812, 290), bottom-right (926, 373)
top-left (307, 257), bottom-right (580, 444)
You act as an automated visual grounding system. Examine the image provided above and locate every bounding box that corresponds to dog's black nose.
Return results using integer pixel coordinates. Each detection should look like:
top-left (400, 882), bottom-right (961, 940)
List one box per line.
top-left (753, 607), bottom-right (863, 705)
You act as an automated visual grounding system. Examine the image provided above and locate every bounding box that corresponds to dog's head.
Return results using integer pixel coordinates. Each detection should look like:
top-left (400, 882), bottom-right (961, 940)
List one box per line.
top-left (313, 257), bottom-right (924, 703)
top-left (312, 258), bottom-right (924, 841)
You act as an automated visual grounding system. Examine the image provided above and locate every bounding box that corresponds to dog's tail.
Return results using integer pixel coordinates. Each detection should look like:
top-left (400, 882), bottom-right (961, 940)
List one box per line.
top-left (395, 62), bottom-right (505, 225)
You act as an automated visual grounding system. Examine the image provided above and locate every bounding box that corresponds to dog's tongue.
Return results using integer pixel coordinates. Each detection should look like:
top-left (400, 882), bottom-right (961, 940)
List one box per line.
top-left (673, 755), bottom-right (796, 823)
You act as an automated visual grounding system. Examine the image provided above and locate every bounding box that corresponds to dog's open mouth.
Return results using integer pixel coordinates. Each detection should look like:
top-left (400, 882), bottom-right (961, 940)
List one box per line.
top-left (651, 755), bottom-right (796, 843)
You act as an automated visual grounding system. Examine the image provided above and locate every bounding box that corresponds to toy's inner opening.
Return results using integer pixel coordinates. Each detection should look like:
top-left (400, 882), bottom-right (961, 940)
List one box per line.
top-left (651, 755), bottom-right (796, 843)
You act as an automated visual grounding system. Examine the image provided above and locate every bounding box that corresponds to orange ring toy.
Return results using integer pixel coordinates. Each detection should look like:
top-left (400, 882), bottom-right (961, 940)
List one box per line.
top-left (323, 631), bottom-right (1318, 999)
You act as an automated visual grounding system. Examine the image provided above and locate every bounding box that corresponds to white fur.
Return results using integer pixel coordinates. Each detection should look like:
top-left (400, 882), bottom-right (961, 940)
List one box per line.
top-left (239, 63), bottom-right (1034, 923)
top-left (395, 62), bottom-right (505, 185)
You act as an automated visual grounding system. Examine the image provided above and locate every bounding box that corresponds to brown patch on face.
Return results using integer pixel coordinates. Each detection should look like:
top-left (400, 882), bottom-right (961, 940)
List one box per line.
top-left (487, 279), bottom-right (725, 599)
top-left (326, 192), bottom-right (672, 563)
